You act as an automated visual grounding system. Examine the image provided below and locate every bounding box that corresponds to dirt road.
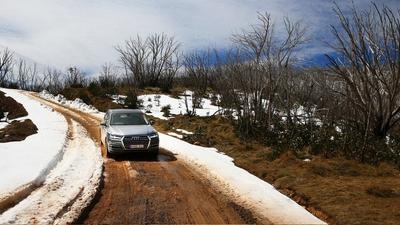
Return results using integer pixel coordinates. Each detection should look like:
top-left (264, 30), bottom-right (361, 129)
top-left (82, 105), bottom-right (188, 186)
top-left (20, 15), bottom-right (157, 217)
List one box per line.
top-left (30, 93), bottom-right (266, 225)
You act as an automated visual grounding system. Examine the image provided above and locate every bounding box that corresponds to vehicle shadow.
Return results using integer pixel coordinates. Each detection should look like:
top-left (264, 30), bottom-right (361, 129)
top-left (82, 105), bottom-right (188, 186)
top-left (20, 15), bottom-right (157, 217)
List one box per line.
top-left (111, 149), bottom-right (177, 162)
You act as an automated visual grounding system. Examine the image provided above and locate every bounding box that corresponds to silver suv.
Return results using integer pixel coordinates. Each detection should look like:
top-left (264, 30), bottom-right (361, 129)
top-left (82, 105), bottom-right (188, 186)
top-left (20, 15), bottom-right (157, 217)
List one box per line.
top-left (100, 109), bottom-right (159, 157)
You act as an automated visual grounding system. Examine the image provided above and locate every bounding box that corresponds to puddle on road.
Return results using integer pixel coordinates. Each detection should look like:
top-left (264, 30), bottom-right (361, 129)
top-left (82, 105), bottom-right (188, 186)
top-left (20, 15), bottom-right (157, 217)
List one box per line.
top-left (157, 153), bottom-right (176, 162)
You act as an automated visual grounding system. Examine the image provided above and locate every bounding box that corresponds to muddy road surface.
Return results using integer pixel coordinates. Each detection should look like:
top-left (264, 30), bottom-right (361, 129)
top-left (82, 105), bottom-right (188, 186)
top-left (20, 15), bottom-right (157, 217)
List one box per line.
top-left (29, 93), bottom-right (267, 225)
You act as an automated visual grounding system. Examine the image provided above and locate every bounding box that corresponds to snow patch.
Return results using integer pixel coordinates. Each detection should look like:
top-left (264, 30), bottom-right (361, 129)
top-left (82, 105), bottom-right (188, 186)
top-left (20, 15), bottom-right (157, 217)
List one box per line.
top-left (138, 92), bottom-right (220, 120)
top-left (175, 128), bottom-right (193, 135)
top-left (0, 88), bottom-right (68, 197)
top-left (167, 132), bottom-right (183, 139)
top-left (0, 120), bottom-right (103, 224)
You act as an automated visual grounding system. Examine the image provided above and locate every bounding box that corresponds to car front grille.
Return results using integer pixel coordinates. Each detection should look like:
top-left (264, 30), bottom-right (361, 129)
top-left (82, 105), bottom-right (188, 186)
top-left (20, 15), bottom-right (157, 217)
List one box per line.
top-left (123, 135), bottom-right (150, 150)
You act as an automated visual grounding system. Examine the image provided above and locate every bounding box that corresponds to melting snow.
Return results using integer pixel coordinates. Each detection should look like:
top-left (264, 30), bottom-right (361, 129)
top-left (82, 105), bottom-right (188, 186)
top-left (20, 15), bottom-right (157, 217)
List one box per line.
top-left (0, 120), bottom-right (102, 224)
top-left (0, 88), bottom-right (68, 196)
top-left (138, 91), bottom-right (220, 120)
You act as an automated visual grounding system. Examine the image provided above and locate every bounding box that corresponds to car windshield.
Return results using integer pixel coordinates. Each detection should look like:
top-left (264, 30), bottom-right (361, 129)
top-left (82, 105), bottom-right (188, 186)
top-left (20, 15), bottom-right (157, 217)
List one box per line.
top-left (110, 112), bottom-right (148, 125)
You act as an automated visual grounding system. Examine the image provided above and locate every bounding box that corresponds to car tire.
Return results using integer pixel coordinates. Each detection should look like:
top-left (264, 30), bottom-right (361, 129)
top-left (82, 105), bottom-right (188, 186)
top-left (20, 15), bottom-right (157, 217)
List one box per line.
top-left (149, 149), bottom-right (159, 159)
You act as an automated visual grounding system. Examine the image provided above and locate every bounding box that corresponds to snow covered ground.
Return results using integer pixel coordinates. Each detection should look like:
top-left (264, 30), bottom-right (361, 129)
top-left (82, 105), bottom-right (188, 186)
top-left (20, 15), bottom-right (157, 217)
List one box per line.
top-left (175, 128), bottom-right (193, 135)
top-left (0, 88), bottom-right (68, 197)
top-left (166, 132), bottom-right (183, 139)
top-left (39, 90), bottom-right (326, 224)
top-left (0, 120), bottom-right (102, 224)
top-left (138, 91), bottom-right (220, 120)
top-left (39, 90), bottom-right (103, 117)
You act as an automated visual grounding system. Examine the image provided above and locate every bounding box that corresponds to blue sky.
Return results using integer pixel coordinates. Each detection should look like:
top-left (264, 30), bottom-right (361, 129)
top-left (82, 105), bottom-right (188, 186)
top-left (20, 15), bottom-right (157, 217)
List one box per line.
top-left (0, 0), bottom-right (399, 74)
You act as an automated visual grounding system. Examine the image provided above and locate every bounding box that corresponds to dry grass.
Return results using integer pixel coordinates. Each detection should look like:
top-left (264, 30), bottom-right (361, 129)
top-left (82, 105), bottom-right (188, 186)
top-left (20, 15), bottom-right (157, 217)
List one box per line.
top-left (61, 87), bottom-right (122, 112)
top-left (0, 91), bottom-right (28, 119)
top-left (152, 114), bottom-right (400, 225)
top-left (0, 119), bottom-right (38, 142)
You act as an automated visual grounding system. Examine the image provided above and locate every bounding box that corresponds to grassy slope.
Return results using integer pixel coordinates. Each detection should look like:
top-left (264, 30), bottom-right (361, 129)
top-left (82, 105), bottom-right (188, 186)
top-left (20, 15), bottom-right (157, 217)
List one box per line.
top-left (153, 114), bottom-right (400, 225)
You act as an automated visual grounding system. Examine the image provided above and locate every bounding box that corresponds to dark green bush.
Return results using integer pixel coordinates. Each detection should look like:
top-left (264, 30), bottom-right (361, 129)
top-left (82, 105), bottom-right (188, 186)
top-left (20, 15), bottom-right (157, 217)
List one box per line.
top-left (161, 105), bottom-right (171, 117)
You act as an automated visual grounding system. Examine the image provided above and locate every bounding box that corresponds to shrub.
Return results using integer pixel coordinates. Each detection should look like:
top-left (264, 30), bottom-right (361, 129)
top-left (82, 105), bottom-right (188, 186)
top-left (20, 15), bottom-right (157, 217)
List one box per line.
top-left (210, 94), bottom-right (219, 106)
top-left (125, 91), bottom-right (139, 109)
top-left (78, 90), bottom-right (92, 105)
top-left (154, 95), bottom-right (161, 106)
top-left (146, 104), bottom-right (153, 113)
top-left (88, 81), bottom-right (103, 97)
top-left (161, 105), bottom-right (171, 117)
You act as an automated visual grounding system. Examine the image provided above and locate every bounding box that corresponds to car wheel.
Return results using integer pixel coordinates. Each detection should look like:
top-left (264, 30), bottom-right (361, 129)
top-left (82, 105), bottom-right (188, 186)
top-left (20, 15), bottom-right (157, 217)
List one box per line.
top-left (149, 149), bottom-right (159, 159)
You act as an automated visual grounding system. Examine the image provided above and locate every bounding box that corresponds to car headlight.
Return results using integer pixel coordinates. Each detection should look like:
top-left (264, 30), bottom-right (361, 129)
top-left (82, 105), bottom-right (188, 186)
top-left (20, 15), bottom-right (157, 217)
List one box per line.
top-left (107, 133), bottom-right (123, 141)
top-left (149, 133), bottom-right (158, 139)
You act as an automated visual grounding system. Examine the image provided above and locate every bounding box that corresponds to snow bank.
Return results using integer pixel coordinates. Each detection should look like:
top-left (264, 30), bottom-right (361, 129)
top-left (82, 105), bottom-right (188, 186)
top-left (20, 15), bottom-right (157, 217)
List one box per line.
top-left (39, 90), bottom-right (99, 114)
top-left (175, 128), bottom-right (193, 135)
top-left (138, 91), bottom-right (220, 120)
top-left (167, 132), bottom-right (183, 139)
top-left (0, 88), bottom-right (68, 197)
top-left (159, 133), bottom-right (327, 225)
top-left (0, 120), bottom-right (103, 224)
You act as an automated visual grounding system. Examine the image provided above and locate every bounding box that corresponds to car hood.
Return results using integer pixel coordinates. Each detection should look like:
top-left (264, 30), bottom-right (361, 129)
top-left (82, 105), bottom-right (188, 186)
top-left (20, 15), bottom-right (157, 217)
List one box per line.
top-left (108, 125), bottom-right (156, 136)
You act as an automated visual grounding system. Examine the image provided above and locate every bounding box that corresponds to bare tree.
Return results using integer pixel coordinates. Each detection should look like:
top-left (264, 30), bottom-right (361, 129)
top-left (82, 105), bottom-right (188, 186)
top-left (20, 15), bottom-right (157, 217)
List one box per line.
top-left (16, 59), bottom-right (29, 90)
top-left (64, 66), bottom-right (86, 88)
top-left (116, 33), bottom-right (181, 91)
top-left (146, 33), bottom-right (181, 88)
top-left (327, 3), bottom-right (400, 139)
top-left (116, 35), bottom-right (148, 88)
top-left (159, 51), bottom-right (180, 92)
top-left (0, 48), bottom-right (14, 87)
top-left (45, 67), bottom-right (64, 94)
top-left (183, 49), bottom-right (213, 96)
top-left (219, 12), bottom-right (307, 135)
top-left (15, 59), bottom-right (41, 91)
top-left (99, 63), bottom-right (118, 88)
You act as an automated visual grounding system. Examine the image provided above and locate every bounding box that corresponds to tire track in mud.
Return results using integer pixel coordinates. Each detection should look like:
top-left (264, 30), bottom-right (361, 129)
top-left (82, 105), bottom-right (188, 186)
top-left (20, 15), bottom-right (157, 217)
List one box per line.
top-left (0, 116), bottom-right (102, 224)
top-left (29, 93), bottom-right (266, 225)
top-left (0, 117), bottom-right (73, 215)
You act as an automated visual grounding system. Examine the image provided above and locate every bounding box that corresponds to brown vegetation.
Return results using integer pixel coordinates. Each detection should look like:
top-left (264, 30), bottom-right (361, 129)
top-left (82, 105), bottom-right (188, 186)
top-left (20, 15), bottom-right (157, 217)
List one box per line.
top-left (0, 91), bottom-right (28, 119)
top-left (0, 90), bottom-right (37, 142)
top-left (153, 115), bottom-right (400, 225)
top-left (0, 119), bottom-right (38, 142)
top-left (61, 87), bottom-right (122, 112)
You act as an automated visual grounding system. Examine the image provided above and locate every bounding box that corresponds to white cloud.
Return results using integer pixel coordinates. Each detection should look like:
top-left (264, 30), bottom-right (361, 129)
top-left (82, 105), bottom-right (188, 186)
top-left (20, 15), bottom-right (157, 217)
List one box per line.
top-left (0, 0), bottom-right (398, 74)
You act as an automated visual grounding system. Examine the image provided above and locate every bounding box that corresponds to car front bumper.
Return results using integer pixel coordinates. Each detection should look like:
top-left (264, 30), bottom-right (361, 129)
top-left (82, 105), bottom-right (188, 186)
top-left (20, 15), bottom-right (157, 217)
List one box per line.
top-left (106, 135), bottom-right (159, 154)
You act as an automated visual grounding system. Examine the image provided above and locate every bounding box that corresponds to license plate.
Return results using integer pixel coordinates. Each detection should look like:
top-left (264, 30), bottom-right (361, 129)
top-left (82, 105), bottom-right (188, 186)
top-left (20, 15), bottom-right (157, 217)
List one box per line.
top-left (129, 144), bottom-right (144, 149)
